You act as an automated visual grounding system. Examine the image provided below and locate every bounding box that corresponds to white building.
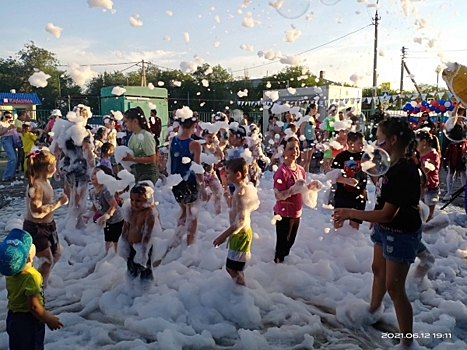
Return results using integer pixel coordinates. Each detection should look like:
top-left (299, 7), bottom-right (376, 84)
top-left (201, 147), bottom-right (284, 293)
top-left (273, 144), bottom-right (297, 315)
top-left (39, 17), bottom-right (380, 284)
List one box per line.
top-left (262, 85), bottom-right (362, 130)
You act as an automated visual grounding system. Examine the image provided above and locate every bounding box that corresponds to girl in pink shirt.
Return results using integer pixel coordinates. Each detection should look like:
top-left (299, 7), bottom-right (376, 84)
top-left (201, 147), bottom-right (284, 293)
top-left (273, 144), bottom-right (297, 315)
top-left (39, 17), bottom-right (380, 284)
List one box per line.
top-left (416, 130), bottom-right (441, 222)
top-left (273, 136), bottom-right (319, 263)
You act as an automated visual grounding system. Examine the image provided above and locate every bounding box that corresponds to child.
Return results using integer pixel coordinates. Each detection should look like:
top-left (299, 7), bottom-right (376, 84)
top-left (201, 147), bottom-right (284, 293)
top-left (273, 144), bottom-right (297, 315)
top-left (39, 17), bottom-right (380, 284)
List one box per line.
top-left (334, 117), bottom-right (422, 350)
top-left (416, 130), bottom-right (441, 222)
top-left (323, 128), bottom-right (348, 173)
top-left (93, 126), bottom-right (108, 159)
top-left (104, 115), bottom-right (118, 147)
top-left (170, 108), bottom-right (206, 246)
top-left (119, 183), bottom-right (158, 283)
top-left (21, 122), bottom-right (43, 172)
top-left (0, 229), bottom-right (63, 350)
top-left (100, 142), bottom-right (115, 174)
top-left (273, 137), bottom-right (321, 263)
top-left (213, 158), bottom-right (259, 286)
top-left (202, 129), bottom-right (224, 214)
top-left (88, 166), bottom-right (124, 253)
top-left (331, 131), bottom-right (367, 230)
top-left (23, 149), bottom-right (68, 287)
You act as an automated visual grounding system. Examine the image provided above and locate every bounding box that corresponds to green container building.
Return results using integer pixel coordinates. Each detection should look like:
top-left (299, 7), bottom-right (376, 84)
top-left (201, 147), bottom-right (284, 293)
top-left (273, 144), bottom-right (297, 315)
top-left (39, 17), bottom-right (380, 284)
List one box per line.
top-left (100, 86), bottom-right (169, 136)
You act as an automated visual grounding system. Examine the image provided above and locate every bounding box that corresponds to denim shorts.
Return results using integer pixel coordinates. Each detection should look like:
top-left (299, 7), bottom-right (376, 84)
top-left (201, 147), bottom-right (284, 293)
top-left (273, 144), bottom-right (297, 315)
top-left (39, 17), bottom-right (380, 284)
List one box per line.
top-left (371, 224), bottom-right (422, 264)
top-left (423, 187), bottom-right (440, 206)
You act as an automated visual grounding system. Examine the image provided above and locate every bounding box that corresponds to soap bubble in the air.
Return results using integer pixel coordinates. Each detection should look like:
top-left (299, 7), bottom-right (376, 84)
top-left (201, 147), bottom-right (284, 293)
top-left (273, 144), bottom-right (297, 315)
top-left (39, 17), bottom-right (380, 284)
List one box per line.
top-left (320, 0), bottom-right (342, 5)
top-left (443, 116), bottom-right (467, 143)
top-left (273, 0), bottom-right (311, 19)
top-left (361, 147), bottom-right (391, 176)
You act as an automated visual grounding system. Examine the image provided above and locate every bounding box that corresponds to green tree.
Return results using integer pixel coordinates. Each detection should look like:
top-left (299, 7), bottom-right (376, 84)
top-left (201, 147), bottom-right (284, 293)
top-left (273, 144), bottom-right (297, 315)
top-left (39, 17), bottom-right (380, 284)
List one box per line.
top-left (0, 42), bottom-right (80, 109)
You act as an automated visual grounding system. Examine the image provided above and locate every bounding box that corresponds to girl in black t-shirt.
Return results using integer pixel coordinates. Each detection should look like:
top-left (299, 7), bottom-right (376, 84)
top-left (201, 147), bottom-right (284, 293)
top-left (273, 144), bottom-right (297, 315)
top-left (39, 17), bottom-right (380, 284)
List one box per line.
top-left (334, 118), bottom-right (421, 349)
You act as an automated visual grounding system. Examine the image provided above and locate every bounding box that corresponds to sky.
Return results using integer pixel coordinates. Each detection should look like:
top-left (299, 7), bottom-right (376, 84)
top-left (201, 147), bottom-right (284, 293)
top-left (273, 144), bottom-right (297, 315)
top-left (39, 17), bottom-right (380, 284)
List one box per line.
top-left (1, 0), bottom-right (467, 92)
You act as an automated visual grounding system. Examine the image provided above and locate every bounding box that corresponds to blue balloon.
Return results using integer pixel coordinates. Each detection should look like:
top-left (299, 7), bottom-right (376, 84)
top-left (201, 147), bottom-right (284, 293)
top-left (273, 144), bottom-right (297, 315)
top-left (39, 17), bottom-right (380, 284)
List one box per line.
top-left (415, 107), bottom-right (420, 113)
top-left (435, 108), bottom-right (440, 113)
top-left (448, 105), bottom-right (455, 111)
top-left (430, 106), bottom-right (435, 111)
top-left (407, 105), bottom-right (414, 112)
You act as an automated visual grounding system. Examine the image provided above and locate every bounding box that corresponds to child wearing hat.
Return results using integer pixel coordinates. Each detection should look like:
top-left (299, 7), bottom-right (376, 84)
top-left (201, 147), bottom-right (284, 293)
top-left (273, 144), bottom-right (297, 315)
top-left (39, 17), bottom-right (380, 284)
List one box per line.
top-left (0, 229), bottom-right (62, 350)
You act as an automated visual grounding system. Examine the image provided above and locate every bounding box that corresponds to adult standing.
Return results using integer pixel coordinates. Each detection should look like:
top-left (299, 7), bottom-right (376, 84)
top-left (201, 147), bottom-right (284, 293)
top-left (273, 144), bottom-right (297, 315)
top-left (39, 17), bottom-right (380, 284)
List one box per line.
top-left (299, 104), bottom-right (318, 173)
top-left (52, 105), bottom-right (94, 229)
top-left (122, 107), bottom-right (158, 185)
top-left (43, 109), bottom-right (62, 144)
top-left (0, 112), bottom-right (18, 181)
top-left (15, 111), bottom-right (30, 173)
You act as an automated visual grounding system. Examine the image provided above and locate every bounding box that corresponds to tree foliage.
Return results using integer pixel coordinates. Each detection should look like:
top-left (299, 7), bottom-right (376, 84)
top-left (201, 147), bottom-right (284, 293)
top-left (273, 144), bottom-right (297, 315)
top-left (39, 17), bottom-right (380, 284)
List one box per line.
top-left (0, 42), bottom-right (80, 108)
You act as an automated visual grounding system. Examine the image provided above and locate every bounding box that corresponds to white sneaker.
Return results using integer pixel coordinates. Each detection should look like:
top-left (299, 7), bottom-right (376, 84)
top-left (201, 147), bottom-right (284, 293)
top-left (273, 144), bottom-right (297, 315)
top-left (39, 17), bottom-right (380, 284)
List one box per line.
top-left (442, 193), bottom-right (451, 201)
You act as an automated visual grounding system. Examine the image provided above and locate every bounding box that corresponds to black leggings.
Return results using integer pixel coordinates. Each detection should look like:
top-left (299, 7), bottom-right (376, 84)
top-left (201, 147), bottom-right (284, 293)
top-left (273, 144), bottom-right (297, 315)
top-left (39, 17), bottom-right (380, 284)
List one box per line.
top-left (275, 215), bottom-right (300, 262)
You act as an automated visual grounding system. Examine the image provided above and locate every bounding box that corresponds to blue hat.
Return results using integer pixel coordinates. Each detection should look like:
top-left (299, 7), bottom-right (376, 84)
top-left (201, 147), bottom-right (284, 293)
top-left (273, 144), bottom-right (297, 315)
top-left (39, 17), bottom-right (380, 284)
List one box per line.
top-left (0, 229), bottom-right (33, 276)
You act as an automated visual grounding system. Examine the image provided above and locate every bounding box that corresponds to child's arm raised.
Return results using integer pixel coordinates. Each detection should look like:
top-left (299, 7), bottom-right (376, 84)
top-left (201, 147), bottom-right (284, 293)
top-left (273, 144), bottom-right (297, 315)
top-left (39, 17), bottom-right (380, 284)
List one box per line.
top-left (29, 185), bottom-right (68, 219)
top-left (28, 294), bottom-right (63, 330)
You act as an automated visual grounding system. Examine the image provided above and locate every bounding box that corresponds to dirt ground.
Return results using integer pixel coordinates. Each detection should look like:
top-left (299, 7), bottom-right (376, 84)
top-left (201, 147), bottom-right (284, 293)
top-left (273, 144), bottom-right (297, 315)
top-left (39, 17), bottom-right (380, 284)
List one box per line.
top-left (0, 156), bottom-right (465, 210)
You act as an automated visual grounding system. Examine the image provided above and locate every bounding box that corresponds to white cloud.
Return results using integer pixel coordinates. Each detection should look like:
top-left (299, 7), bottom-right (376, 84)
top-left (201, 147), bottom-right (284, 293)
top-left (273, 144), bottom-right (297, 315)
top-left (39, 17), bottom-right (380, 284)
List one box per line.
top-left (285, 28), bottom-right (301, 43)
top-left (242, 17), bottom-right (260, 28)
top-left (240, 44), bottom-right (254, 52)
top-left (279, 55), bottom-right (302, 66)
top-left (45, 23), bottom-right (63, 39)
top-left (180, 61), bottom-right (198, 73)
top-left (28, 71), bottom-right (51, 88)
top-left (129, 14), bottom-right (143, 27)
top-left (68, 62), bottom-right (98, 86)
top-left (87, 0), bottom-right (113, 10)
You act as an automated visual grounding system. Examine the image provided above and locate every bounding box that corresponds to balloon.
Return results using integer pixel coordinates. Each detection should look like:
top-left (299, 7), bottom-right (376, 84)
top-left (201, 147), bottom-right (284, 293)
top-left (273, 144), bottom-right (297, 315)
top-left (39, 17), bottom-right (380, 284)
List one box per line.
top-left (415, 107), bottom-right (421, 113)
top-left (439, 106), bottom-right (446, 112)
top-left (430, 106), bottom-right (435, 111)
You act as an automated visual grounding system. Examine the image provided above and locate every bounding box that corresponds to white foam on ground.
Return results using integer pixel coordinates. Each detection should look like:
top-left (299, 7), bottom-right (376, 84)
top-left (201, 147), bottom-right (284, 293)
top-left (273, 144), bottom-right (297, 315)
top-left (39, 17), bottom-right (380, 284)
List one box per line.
top-left (0, 175), bottom-right (465, 349)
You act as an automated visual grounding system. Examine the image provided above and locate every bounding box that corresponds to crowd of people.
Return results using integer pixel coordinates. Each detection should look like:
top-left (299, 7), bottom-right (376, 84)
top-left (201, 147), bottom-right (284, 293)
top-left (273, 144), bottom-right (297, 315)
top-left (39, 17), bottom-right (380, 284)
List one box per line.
top-left (0, 101), bottom-right (465, 350)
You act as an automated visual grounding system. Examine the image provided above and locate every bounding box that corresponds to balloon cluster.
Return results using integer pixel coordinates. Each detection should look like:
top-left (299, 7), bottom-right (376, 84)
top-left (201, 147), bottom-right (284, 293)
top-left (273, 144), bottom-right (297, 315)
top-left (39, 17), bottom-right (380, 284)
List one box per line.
top-left (402, 99), bottom-right (457, 114)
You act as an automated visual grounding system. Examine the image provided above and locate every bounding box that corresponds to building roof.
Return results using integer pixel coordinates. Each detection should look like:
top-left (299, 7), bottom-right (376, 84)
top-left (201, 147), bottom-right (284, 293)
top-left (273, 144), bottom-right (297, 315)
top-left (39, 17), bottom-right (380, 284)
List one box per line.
top-left (0, 92), bottom-right (42, 105)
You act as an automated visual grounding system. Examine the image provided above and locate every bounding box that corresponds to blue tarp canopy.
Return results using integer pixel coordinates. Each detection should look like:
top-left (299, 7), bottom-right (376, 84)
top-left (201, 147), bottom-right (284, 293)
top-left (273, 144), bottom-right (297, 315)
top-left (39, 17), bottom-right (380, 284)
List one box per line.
top-left (0, 92), bottom-right (42, 105)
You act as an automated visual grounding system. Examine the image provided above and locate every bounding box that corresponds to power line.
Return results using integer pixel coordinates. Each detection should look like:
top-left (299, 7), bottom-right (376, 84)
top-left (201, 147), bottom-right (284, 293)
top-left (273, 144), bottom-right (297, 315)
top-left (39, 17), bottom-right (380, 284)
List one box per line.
top-left (55, 61), bottom-right (140, 67)
top-left (409, 49), bottom-right (467, 53)
top-left (230, 23), bottom-right (372, 74)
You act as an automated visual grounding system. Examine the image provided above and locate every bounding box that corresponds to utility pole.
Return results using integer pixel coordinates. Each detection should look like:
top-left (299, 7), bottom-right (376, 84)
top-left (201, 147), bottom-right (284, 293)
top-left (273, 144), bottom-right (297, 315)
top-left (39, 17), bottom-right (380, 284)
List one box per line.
top-left (371, 0), bottom-right (380, 111)
top-left (141, 59), bottom-right (147, 87)
top-left (399, 46), bottom-right (406, 109)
